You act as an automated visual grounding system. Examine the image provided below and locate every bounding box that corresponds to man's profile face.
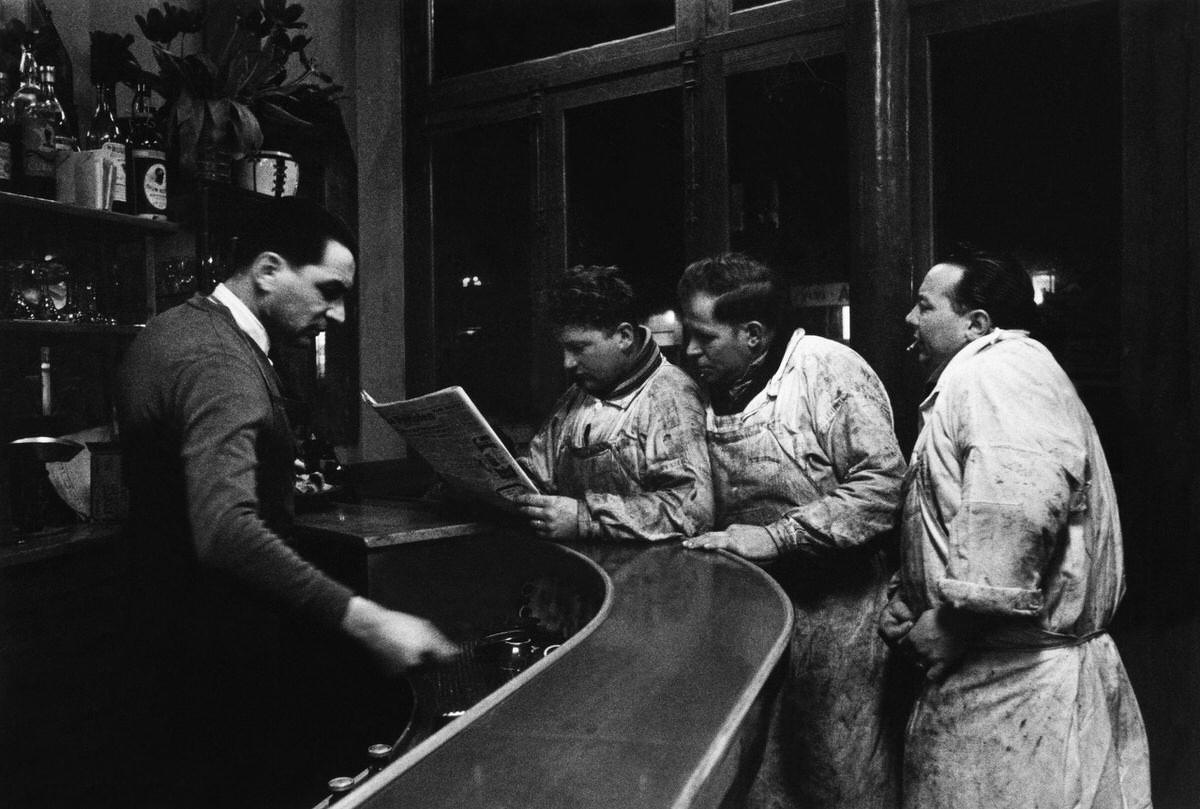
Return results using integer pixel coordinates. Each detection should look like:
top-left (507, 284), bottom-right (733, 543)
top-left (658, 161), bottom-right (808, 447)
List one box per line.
top-left (263, 240), bottom-right (356, 345)
top-left (681, 291), bottom-right (756, 388)
top-left (905, 262), bottom-right (973, 371)
top-left (558, 324), bottom-right (632, 395)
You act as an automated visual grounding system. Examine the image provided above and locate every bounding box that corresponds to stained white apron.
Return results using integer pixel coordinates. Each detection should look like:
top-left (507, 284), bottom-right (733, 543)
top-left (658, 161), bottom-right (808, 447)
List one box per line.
top-left (708, 415), bottom-right (902, 809)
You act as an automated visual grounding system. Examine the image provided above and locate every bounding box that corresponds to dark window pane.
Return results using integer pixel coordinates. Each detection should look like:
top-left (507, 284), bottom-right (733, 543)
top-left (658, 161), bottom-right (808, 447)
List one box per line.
top-left (431, 120), bottom-right (534, 422)
top-left (727, 55), bottom-right (849, 340)
top-left (434, 0), bottom-right (674, 79)
top-left (930, 2), bottom-right (1121, 467)
top-left (566, 89), bottom-right (685, 321)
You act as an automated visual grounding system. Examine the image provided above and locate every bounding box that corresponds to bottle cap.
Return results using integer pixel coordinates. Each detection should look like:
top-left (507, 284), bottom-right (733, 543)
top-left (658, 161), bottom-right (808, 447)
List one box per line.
top-left (367, 743), bottom-right (392, 759)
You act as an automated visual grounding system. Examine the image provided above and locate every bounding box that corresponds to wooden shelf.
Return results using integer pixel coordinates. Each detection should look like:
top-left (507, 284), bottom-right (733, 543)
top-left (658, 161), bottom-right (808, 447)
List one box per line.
top-left (0, 319), bottom-right (144, 336)
top-left (0, 522), bottom-right (123, 569)
top-left (0, 190), bottom-right (180, 233)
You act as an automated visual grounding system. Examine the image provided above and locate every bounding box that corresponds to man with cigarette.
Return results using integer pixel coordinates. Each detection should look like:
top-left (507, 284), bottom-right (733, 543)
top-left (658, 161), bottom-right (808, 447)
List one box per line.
top-left (881, 247), bottom-right (1151, 808)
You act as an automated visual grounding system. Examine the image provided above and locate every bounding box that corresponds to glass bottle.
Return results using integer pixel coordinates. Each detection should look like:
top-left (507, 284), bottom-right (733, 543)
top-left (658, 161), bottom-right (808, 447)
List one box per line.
top-left (9, 43), bottom-right (40, 120)
top-left (128, 81), bottom-right (168, 219)
top-left (30, 0), bottom-right (76, 138)
top-left (40, 66), bottom-right (75, 202)
top-left (12, 43), bottom-right (56, 198)
top-left (84, 82), bottom-right (127, 212)
top-left (0, 74), bottom-right (14, 192)
top-left (38, 66), bottom-right (66, 134)
top-left (83, 82), bottom-right (118, 148)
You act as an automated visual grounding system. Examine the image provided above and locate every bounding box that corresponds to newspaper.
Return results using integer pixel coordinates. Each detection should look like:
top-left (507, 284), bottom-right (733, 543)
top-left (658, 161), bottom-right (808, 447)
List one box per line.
top-left (362, 387), bottom-right (543, 511)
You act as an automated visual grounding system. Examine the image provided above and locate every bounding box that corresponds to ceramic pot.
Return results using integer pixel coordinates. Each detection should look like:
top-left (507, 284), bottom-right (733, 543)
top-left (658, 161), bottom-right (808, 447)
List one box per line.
top-left (235, 150), bottom-right (300, 197)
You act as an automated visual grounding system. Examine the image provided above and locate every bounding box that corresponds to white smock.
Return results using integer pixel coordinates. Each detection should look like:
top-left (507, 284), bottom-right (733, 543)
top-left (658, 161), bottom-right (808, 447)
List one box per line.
top-left (896, 329), bottom-right (1152, 809)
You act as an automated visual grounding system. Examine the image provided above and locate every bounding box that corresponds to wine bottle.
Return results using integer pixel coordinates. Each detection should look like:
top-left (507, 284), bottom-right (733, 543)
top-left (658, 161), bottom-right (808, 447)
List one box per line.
top-left (84, 82), bottom-right (127, 212)
top-left (128, 81), bottom-right (168, 219)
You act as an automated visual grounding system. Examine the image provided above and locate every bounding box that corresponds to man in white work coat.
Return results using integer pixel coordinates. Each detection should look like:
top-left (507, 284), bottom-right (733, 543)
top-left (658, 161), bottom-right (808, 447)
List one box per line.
top-left (515, 264), bottom-right (713, 542)
top-left (680, 253), bottom-right (907, 809)
top-left (880, 247), bottom-right (1152, 808)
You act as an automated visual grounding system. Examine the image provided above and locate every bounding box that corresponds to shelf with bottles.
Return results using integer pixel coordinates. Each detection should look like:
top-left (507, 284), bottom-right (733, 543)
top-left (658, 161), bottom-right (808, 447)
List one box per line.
top-left (0, 189), bottom-right (179, 232)
top-left (3, 35), bottom-right (172, 222)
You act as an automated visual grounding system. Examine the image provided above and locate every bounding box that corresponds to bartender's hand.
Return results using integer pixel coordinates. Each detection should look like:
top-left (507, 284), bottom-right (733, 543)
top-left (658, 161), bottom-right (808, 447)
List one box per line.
top-left (878, 594), bottom-right (916, 648)
top-left (341, 596), bottom-right (459, 677)
top-left (682, 524), bottom-right (779, 562)
top-left (901, 605), bottom-right (975, 683)
top-left (514, 493), bottom-right (583, 540)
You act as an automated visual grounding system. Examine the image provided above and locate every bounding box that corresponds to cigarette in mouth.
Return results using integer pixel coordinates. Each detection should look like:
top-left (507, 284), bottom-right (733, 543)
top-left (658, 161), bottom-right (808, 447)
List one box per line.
top-left (905, 340), bottom-right (919, 353)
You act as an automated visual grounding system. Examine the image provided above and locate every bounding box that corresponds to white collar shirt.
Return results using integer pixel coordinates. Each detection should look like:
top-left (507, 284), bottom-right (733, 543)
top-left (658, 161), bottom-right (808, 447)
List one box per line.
top-left (211, 282), bottom-right (270, 358)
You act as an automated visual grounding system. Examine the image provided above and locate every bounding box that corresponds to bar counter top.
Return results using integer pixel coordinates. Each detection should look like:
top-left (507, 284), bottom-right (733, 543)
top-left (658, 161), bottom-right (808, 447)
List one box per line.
top-left (293, 501), bottom-right (793, 809)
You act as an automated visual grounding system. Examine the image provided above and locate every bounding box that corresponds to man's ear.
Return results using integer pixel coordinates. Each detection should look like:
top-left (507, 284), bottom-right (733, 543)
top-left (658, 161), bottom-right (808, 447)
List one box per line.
top-left (249, 252), bottom-right (288, 293)
top-left (615, 321), bottom-right (637, 351)
top-left (742, 320), bottom-right (768, 350)
top-left (966, 309), bottom-right (993, 339)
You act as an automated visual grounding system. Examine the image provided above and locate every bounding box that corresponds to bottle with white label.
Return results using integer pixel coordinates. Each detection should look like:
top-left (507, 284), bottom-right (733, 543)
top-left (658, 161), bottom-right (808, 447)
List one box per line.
top-left (128, 80), bottom-right (167, 219)
top-left (84, 82), bottom-right (127, 212)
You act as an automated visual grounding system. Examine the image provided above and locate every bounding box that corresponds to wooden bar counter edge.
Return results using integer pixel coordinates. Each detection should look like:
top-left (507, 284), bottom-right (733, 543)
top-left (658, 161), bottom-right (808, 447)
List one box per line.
top-left (294, 501), bottom-right (794, 809)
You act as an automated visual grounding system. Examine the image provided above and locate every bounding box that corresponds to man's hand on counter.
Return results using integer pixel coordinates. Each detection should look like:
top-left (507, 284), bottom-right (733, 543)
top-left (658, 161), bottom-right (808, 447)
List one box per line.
top-left (682, 524), bottom-right (780, 562)
top-left (341, 596), bottom-right (460, 676)
top-left (515, 493), bottom-right (585, 540)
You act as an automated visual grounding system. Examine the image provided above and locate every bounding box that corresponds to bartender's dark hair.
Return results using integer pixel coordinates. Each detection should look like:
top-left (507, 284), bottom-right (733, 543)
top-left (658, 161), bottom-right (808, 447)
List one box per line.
top-left (940, 244), bottom-right (1038, 332)
top-left (677, 252), bottom-right (788, 333)
top-left (544, 265), bottom-right (638, 331)
top-left (229, 197), bottom-right (358, 277)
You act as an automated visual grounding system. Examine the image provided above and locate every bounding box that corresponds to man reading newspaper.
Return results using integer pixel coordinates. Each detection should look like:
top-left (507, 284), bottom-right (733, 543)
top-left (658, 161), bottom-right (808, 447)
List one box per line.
top-left (514, 265), bottom-right (713, 542)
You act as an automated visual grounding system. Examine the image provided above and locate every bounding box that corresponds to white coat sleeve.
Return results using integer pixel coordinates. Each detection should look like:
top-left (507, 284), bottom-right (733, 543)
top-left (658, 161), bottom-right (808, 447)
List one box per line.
top-left (937, 362), bottom-right (1085, 616)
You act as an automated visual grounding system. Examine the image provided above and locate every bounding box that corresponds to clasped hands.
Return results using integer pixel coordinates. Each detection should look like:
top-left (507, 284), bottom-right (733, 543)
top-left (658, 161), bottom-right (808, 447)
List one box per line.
top-left (879, 597), bottom-right (972, 683)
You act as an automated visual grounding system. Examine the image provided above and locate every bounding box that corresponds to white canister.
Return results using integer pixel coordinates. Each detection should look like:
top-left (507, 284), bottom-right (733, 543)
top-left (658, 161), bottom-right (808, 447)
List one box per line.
top-left (235, 150), bottom-right (299, 197)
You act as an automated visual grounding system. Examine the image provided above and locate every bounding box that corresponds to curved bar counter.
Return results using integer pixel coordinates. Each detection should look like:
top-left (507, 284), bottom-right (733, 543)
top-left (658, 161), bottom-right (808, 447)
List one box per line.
top-left (293, 502), bottom-right (793, 809)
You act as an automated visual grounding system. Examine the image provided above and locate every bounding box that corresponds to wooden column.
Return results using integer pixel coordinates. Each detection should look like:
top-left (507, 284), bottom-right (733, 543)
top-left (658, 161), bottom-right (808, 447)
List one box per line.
top-left (353, 0), bottom-right (410, 462)
top-left (531, 94), bottom-right (567, 413)
top-left (845, 0), bottom-right (913, 441)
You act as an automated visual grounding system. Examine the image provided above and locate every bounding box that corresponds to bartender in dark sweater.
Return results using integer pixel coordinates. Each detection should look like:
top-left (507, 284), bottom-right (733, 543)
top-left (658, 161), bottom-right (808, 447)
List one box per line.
top-left (117, 198), bottom-right (456, 807)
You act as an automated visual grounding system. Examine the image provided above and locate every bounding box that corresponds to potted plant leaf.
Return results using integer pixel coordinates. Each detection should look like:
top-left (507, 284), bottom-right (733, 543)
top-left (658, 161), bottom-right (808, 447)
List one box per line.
top-left (134, 0), bottom-right (343, 183)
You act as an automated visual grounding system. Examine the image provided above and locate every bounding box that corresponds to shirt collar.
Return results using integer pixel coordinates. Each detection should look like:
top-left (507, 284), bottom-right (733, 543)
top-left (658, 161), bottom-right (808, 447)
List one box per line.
top-left (211, 282), bottom-right (270, 357)
top-left (584, 327), bottom-right (663, 408)
top-left (917, 328), bottom-right (1028, 411)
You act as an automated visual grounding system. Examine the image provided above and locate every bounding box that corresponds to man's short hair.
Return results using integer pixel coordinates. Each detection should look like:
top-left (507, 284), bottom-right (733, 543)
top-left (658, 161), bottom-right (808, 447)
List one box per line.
top-left (939, 245), bottom-right (1038, 331)
top-left (229, 197), bottom-right (358, 275)
top-left (544, 265), bottom-right (639, 331)
top-left (677, 252), bottom-right (788, 332)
